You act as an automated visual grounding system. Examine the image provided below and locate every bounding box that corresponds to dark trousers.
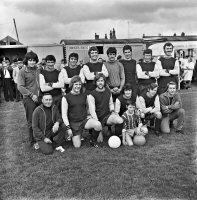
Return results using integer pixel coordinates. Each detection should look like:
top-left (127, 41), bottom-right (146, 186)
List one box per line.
top-left (3, 78), bottom-right (14, 101)
top-left (155, 118), bottom-right (162, 132)
top-left (37, 124), bottom-right (67, 155)
top-left (114, 123), bottom-right (123, 137)
top-left (53, 94), bottom-right (62, 114)
top-left (131, 83), bottom-right (138, 101)
top-left (0, 85), bottom-right (2, 102)
top-left (15, 83), bottom-right (22, 101)
top-left (112, 93), bottom-right (120, 102)
top-left (144, 113), bottom-right (161, 132)
top-left (23, 97), bottom-right (38, 145)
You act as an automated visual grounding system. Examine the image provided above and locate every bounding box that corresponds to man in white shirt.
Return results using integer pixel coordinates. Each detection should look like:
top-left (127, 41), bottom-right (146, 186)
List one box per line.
top-left (1, 57), bottom-right (14, 102)
top-left (181, 56), bottom-right (195, 89)
top-left (13, 58), bottom-right (23, 102)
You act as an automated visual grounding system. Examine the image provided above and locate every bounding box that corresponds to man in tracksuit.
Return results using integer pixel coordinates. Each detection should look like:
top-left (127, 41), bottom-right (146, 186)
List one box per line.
top-left (32, 93), bottom-right (67, 154)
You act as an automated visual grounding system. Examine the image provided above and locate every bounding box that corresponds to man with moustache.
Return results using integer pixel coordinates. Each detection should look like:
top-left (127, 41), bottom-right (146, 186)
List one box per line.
top-left (157, 42), bottom-right (179, 94)
top-left (88, 73), bottom-right (123, 141)
top-left (160, 81), bottom-right (185, 134)
top-left (83, 46), bottom-right (108, 94)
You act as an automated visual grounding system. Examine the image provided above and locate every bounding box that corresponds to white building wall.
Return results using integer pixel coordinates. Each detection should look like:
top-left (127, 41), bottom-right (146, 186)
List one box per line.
top-left (65, 43), bottom-right (145, 64)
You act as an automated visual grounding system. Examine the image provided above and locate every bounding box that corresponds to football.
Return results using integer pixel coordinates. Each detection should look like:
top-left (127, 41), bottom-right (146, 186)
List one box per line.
top-left (108, 136), bottom-right (121, 148)
top-left (133, 135), bottom-right (146, 146)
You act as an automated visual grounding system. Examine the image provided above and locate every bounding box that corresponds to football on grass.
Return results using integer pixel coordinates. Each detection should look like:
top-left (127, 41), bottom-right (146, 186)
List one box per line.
top-left (133, 135), bottom-right (146, 146)
top-left (108, 136), bottom-right (121, 148)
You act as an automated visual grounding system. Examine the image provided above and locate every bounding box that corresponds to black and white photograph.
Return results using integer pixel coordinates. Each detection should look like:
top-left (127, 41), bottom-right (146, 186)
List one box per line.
top-left (0, 0), bottom-right (197, 199)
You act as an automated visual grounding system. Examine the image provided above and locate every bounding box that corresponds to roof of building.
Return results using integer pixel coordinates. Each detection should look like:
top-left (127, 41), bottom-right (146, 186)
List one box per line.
top-left (0, 43), bottom-right (63, 49)
top-left (0, 35), bottom-right (23, 45)
top-left (60, 38), bottom-right (144, 45)
top-left (143, 35), bottom-right (197, 42)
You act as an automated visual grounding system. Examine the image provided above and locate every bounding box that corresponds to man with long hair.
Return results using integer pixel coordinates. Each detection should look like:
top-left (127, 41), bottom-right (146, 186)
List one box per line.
top-left (18, 51), bottom-right (40, 148)
top-left (62, 75), bottom-right (102, 148)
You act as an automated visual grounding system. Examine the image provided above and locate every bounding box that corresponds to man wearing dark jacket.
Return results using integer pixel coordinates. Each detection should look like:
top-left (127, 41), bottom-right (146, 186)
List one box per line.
top-left (160, 81), bottom-right (185, 134)
top-left (32, 93), bottom-right (67, 154)
top-left (1, 57), bottom-right (14, 101)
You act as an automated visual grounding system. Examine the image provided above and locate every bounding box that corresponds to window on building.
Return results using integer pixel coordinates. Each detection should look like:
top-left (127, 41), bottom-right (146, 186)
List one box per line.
top-left (0, 41), bottom-right (6, 45)
top-left (96, 46), bottom-right (104, 54)
top-left (188, 49), bottom-right (193, 57)
top-left (10, 42), bottom-right (16, 45)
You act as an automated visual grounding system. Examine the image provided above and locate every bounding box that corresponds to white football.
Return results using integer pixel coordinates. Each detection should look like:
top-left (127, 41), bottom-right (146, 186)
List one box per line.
top-left (108, 136), bottom-right (121, 148)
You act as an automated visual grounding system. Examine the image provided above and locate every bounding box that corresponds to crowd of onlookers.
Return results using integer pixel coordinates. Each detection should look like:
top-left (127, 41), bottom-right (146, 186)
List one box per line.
top-left (0, 42), bottom-right (195, 154)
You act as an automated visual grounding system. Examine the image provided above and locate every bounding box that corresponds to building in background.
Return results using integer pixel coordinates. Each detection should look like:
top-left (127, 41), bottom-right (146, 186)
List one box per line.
top-left (0, 36), bottom-right (64, 67)
top-left (0, 35), bottom-right (22, 45)
top-left (143, 34), bottom-right (197, 60)
top-left (60, 39), bottom-right (145, 63)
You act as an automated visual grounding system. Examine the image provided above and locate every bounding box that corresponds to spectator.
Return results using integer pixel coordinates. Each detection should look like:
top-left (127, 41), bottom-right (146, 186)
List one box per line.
top-left (117, 55), bottom-right (122, 61)
top-left (39, 58), bottom-right (46, 69)
top-left (98, 58), bottom-right (103, 63)
top-left (58, 58), bottom-right (67, 71)
top-left (13, 57), bottom-right (23, 102)
top-left (79, 59), bottom-right (84, 67)
top-left (1, 57), bottom-right (14, 102)
top-left (0, 58), bottom-right (3, 103)
top-left (181, 56), bottom-right (194, 89)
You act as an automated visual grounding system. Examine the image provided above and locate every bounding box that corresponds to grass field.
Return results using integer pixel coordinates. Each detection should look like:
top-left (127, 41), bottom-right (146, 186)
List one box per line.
top-left (0, 90), bottom-right (197, 200)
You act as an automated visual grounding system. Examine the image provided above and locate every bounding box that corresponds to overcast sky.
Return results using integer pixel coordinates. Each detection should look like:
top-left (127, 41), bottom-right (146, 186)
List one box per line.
top-left (0, 0), bottom-right (197, 44)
